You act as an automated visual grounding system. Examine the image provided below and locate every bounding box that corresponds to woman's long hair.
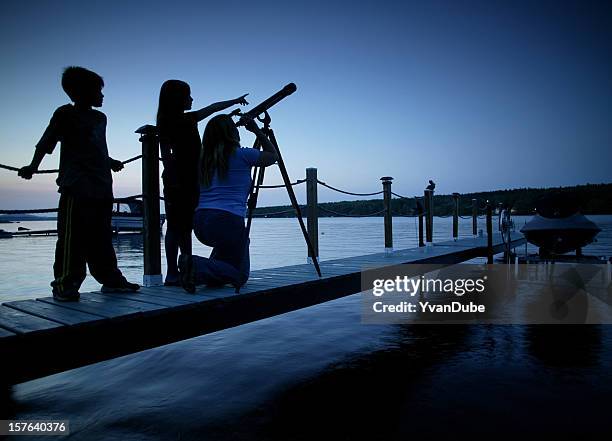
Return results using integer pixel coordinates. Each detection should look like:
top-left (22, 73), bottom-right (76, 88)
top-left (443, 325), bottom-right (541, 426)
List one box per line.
top-left (200, 114), bottom-right (241, 187)
top-left (156, 79), bottom-right (191, 128)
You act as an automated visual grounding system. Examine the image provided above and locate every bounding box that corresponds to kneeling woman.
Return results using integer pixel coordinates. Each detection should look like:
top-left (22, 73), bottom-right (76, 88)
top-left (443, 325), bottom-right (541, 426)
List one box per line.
top-left (179, 114), bottom-right (277, 293)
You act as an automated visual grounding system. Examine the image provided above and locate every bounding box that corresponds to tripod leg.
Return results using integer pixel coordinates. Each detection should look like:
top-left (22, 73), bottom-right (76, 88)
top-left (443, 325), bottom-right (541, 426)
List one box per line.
top-left (245, 165), bottom-right (266, 233)
top-left (236, 138), bottom-right (263, 294)
top-left (266, 128), bottom-right (322, 277)
top-left (244, 137), bottom-right (262, 232)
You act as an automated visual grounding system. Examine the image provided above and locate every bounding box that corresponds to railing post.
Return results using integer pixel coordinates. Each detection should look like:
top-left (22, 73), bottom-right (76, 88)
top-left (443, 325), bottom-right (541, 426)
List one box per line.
top-left (452, 192), bottom-right (459, 241)
top-left (136, 125), bottom-right (162, 287)
top-left (486, 201), bottom-right (493, 264)
top-left (381, 177), bottom-right (393, 254)
top-left (424, 189), bottom-right (434, 246)
top-left (418, 198), bottom-right (425, 247)
top-left (472, 198), bottom-right (478, 237)
top-left (306, 168), bottom-right (319, 263)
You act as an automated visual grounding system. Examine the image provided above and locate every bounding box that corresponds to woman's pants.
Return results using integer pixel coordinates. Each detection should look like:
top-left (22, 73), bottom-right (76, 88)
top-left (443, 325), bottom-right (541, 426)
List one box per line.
top-left (192, 208), bottom-right (250, 287)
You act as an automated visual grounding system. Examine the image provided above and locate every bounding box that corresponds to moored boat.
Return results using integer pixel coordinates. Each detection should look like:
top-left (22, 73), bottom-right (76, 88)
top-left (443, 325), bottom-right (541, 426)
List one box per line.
top-left (112, 200), bottom-right (165, 233)
top-left (520, 192), bottom-right (601, 255)
top-left (520, 213), bottom-right (600, 254)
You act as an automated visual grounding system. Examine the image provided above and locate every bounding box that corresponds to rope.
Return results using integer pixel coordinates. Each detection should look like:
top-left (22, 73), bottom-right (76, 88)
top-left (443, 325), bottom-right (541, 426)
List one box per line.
top-left (121, 155), bottom-right (142, 165)
top-left (257, 179), bottom-right (306, 189)
top-left (317, 180), bottom-right (383, 197)
top-left (252, 208), bottom-right (298, 217)
top-left (317, 205), bottom-right (387, 217)
top-left (0, 154), bottom-right (142, 175)
top-left (0, 163), bottom-right (58, 174)
top-left (391, 192), bottom-right (414, 200)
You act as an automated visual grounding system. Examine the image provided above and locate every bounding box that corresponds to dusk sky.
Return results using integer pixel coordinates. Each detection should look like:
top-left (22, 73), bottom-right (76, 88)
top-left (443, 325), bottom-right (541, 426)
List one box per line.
top-left (1, 0), bottom-right (611, 209)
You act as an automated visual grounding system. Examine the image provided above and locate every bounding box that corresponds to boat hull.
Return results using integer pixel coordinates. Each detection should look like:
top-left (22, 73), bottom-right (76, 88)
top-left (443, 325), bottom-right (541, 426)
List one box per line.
top-left (520, 213), bottom-right (600, 254)
top-left (111, 215), bottom-right (165, 233)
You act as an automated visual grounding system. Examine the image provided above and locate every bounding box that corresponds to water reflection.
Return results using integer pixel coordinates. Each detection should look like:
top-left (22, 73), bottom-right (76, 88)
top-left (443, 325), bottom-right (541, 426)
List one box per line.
top-left (525, 325), bottom-right (602, 367)
top-left (112, 232), bottom-right (144, 254)
top-left (246, 325), bottom-right (472, 441)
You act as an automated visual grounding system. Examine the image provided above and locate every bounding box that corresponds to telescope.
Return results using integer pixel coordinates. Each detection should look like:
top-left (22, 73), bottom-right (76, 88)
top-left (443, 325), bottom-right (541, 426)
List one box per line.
top-left (236, 83), bottom-right (297, 125)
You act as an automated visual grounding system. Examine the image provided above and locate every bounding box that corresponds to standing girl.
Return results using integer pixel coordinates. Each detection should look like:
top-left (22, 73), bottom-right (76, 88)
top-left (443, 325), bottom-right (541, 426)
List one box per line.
top-left (156, 80), bottom-right (248, 285)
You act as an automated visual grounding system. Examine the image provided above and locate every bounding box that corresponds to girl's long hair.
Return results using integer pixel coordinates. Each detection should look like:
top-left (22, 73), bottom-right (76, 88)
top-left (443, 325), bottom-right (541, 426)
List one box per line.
top-left (200, 114), bottom-right (240, 187)
top-left (156, 79), bottom-right (190, 129)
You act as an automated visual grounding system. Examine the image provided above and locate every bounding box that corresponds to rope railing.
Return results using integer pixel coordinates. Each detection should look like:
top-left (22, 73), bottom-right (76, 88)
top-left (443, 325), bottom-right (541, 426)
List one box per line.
top-left (317, 205), bottom-right (387, 218)
top-left (0, 163), bottom-right (58, 174)
top-left (391, 191), bottom-right (414, 200)
top-left (252, 208), bottom-right (299, 217)
top-left (257, 179), bottom-right (306, 189)
top-left (120, 155), bottom-right (143, 166)
top-left (0, 155), bottom-right (142, 175)
top-left (317, 180), bottom-right (383, 197)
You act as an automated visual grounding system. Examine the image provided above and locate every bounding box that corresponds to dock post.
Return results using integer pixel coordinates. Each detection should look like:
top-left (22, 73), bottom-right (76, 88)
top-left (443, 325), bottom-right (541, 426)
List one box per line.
top-left (424, 189), bottom-right (434, 246)
top-left (418, 198), bottom-right (425, 247)
top-left (486, 201), bottom-right (493, 264)
top-left (136, 125), bottom-right (162, 287)
top-left (452, 192), bottom-right (459, 241)
top-left (472, 198), bottom-right (478, 237)
top-left (381, 177), bottom-right (393, 254)
top-left (306, 168), bottom-right (319, 263)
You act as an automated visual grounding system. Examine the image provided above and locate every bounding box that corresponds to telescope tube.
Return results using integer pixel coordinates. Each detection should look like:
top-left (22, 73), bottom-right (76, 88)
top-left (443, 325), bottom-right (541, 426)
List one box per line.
top-left (236, 83), bottom-right (297, 125)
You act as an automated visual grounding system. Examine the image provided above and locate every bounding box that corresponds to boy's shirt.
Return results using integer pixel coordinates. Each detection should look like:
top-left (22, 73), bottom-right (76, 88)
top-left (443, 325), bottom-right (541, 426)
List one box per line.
top-left (36, 104), bottom-right (113, 199)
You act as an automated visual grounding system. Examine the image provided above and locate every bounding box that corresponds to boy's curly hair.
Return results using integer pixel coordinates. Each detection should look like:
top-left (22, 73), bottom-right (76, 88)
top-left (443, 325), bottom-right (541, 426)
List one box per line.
top-left (61, 66), bottom-right (104, 102)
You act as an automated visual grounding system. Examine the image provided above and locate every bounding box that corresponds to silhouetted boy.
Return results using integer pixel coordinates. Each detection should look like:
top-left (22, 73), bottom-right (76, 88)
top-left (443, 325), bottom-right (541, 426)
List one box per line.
top-left (19, 66), bottom-right (139, 301)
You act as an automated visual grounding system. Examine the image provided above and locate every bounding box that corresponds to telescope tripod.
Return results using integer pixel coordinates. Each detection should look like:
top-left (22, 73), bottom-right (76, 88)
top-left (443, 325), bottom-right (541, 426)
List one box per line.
top-left (238, 111), bottom-right (322, 293)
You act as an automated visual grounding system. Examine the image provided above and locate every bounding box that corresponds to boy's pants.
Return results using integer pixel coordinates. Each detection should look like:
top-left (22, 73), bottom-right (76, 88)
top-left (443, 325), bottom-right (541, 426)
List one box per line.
top-left (51, 194), bottom-right (124, 294)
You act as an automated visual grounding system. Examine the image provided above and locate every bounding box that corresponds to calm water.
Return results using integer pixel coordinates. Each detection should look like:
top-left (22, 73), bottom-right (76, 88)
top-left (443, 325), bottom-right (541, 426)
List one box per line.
top-left (1, 216), bottom-right (612, 439)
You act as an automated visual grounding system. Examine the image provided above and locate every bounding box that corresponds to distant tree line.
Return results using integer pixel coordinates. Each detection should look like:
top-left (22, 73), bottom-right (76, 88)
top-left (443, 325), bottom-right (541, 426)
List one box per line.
top-left (253, 183), bottom-right (612, 217)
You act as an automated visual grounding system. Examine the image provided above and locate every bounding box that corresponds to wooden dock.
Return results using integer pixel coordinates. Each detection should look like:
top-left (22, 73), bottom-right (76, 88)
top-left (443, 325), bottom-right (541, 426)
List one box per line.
top-left (0, 232), bottom-right (524, 385)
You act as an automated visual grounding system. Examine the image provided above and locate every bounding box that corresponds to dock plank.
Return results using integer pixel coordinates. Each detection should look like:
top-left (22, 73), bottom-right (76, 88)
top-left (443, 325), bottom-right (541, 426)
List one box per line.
top-left (136, 286), bottom-right (225, 302)
top-left (250, 271), bottom-right (319, 284)
top-left (96, 291), bottom-right (195, 307)
top-left (0, 326), bottom-right (17, 338)
top-left (84, 293), bottom-right (168, 312)
top-left (0, 305), bottom-right (63, 334)
top-left (38, 293), bottom-right (165, 319)
top-left (4, 300), bottom-right (105, 326)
